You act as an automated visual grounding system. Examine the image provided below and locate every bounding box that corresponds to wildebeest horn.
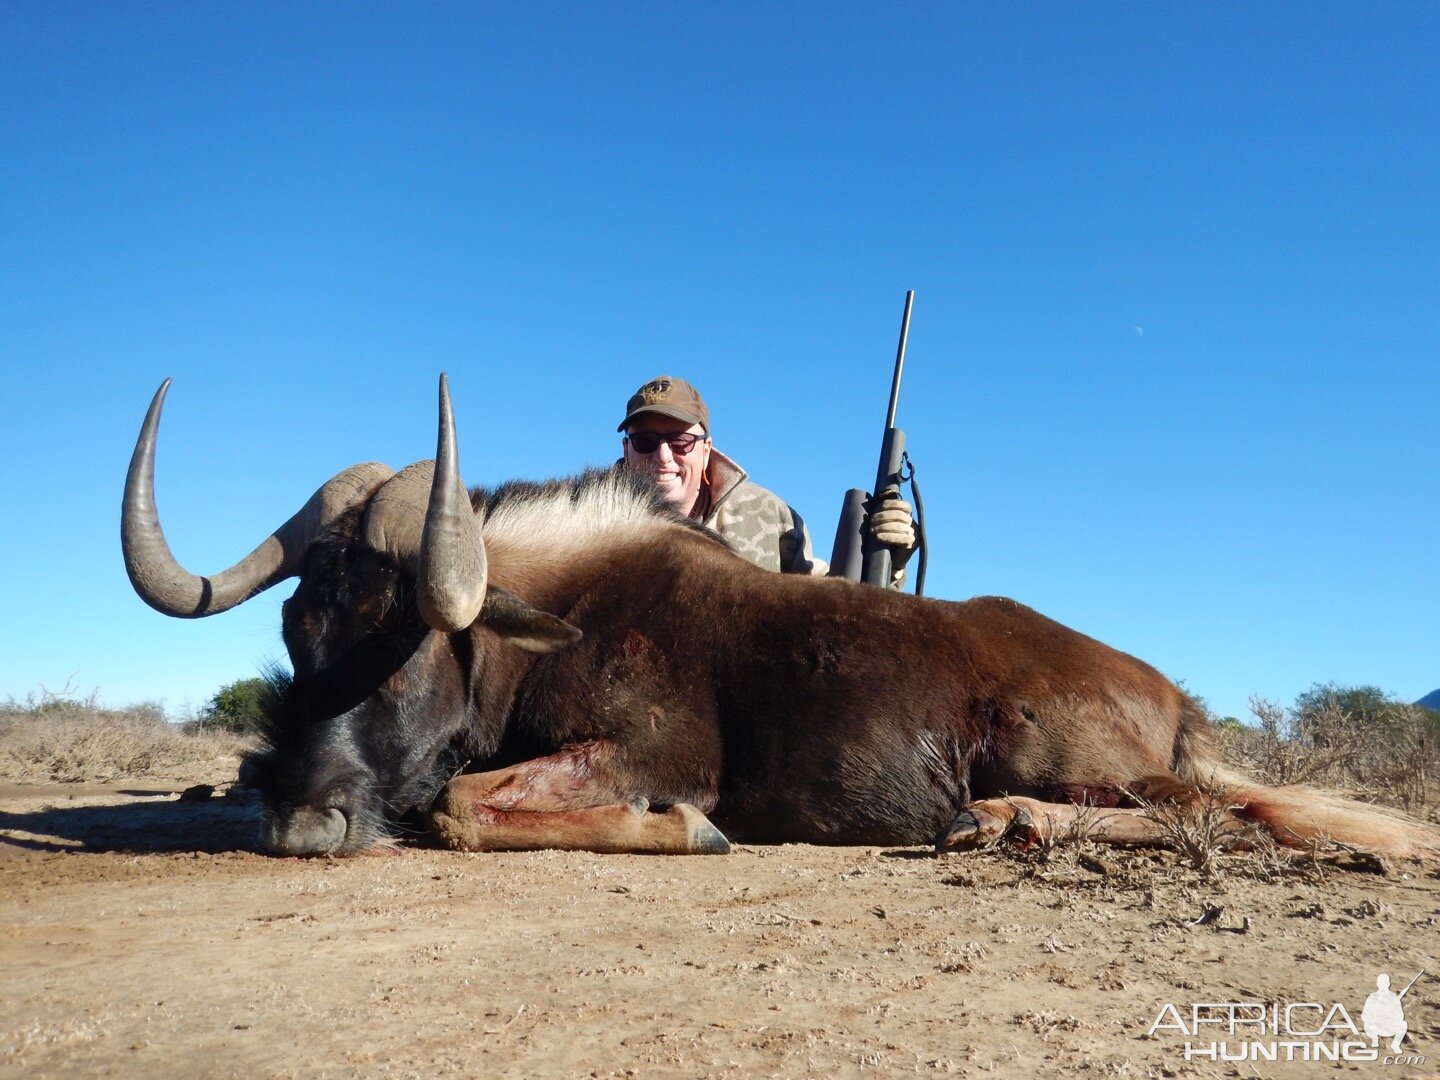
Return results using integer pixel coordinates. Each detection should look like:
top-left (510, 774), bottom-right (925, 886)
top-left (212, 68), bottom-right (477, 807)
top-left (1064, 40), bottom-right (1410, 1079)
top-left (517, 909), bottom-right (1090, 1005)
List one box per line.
top-left (414, 373), bottom-right (487, 632)
top-left (122, 379), bottom-right (395, 618)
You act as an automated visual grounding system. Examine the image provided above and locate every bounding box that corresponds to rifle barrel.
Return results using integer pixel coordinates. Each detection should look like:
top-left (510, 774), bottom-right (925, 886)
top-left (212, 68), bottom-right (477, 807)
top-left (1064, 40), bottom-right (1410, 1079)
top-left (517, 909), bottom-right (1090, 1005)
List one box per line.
top-left (884, 290), bottom-right (914, 430)
top-left (862, 290), bottom-right (917, 589)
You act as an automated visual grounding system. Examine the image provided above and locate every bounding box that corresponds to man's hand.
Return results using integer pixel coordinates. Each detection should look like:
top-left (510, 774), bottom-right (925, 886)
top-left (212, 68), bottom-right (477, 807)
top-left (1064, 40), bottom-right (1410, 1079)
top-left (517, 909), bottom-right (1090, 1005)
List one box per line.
top-left (867, 499), bottom-right (916, 550)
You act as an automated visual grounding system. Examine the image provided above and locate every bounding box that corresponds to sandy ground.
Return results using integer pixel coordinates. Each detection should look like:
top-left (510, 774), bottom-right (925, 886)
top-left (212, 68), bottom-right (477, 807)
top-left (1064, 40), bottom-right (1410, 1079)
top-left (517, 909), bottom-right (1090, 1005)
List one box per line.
top-left (2, 766), bottom-right (1438, 1079)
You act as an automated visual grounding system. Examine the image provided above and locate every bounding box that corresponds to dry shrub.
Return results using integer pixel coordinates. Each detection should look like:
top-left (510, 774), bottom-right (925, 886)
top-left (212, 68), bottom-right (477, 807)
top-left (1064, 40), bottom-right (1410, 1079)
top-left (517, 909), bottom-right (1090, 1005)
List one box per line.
top-left (1126, 783), bottom-right (1257, 880)
top-left (1216, 693), bottom-right (1439, 816)
top-left (0, 689), bottom-right (254, 784)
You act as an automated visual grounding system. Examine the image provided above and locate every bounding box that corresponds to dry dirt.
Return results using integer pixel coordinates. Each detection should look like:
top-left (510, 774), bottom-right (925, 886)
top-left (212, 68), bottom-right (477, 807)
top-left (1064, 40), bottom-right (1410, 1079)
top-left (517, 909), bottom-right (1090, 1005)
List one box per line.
top-left (2, 762), bottom-right (1438, 1079)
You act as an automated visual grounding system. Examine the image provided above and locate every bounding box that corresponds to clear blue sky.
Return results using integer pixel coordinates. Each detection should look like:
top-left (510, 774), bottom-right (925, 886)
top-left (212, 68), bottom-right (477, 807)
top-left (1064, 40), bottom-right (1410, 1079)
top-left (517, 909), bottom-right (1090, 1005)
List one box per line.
top-left (3, 2), bottom-right (1435, 722)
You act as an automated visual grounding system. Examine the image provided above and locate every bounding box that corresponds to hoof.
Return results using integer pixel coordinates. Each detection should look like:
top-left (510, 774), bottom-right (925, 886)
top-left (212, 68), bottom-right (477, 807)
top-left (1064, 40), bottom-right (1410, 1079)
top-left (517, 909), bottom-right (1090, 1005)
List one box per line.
top-left (936, 801), bottom-right (1035, 852)
top-left (936, 808), bottom-right (982, 848)
top-left (674, 803), bottom-right (731, 855)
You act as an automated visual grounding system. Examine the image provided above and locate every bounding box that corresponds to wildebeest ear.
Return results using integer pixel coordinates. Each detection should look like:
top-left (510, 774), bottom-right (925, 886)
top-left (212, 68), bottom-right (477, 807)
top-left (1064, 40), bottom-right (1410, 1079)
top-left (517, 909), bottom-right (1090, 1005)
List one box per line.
top-left (479, 587), bottom-right (584, 653)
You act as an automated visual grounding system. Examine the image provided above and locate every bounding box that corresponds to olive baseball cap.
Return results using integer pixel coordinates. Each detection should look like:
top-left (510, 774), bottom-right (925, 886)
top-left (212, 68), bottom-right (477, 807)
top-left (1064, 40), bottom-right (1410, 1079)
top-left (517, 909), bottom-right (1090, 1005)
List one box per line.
top-left (617, 376), bottom-right (710, 433)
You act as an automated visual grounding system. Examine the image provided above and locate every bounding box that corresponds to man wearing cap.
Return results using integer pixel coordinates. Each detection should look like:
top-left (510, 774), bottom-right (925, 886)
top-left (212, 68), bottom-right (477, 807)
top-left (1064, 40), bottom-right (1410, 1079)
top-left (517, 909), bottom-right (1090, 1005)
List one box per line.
top-left (618, 376), bottom-right (916, 584)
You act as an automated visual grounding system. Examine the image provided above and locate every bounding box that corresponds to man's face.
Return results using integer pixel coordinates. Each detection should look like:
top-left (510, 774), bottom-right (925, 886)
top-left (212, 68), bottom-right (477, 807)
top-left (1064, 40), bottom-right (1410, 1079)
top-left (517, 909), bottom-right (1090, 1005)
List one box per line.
top-left (622, 414), bottom-right (712, 515)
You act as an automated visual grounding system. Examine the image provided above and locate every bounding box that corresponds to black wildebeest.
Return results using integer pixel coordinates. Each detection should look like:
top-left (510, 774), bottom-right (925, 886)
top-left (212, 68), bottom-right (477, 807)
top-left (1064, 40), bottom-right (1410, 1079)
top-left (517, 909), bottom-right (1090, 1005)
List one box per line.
top-left (123, 376), bottom-right (1439, 860)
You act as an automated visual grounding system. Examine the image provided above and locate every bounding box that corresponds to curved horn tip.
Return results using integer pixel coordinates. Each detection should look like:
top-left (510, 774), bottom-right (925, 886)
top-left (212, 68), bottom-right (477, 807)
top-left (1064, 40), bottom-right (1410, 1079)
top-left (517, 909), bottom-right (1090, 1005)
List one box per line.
top-left (122, 376), bottom-right (350, 620)
top-left (146, 378), bottom-right (174, 412)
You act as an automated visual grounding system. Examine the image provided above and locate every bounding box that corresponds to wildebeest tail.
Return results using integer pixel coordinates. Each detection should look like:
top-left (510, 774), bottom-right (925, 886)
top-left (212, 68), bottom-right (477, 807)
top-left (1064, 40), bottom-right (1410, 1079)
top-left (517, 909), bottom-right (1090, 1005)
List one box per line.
top-left (1169, 696), bottom-right (1440, 860)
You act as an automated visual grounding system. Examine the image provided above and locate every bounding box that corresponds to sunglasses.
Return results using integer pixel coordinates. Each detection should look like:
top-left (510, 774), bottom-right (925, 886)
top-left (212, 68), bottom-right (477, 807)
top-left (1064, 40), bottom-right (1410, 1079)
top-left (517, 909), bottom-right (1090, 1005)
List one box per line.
top-left (626, 431), bottom-right (707, 455)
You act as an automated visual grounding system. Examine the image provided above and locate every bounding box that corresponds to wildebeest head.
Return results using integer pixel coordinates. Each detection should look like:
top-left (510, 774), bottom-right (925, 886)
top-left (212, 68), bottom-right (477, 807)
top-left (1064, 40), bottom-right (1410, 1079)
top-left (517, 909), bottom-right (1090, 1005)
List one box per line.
top-left (122, 376), bottom-right (578, 854)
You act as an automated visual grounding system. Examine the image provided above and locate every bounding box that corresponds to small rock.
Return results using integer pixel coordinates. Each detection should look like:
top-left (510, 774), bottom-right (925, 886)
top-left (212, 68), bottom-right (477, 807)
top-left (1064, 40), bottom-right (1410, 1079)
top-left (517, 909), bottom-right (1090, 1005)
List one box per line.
top-left (1078, 853), bottom-right (1112, 875)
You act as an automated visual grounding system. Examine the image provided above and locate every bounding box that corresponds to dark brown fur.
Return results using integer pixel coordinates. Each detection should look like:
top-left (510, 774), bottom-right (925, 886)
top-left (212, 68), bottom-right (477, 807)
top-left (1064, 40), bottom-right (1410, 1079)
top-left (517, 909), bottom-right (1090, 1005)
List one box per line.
top-left (249, 469), bottom-right (1439, 859)
top-left (496, 523), bottom-right (1192, 844)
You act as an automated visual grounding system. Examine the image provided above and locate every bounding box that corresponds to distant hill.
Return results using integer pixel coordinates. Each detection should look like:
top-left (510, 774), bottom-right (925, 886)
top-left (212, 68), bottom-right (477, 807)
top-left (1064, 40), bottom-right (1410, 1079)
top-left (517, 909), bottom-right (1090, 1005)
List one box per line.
top-left (1418, 689), bottom-right (1440, 711)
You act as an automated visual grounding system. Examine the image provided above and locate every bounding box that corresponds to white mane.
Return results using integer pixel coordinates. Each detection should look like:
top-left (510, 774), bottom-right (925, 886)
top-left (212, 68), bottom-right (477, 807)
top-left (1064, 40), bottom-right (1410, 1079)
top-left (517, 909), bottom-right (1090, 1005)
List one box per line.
top-left (479, 470), bottom-right (686, 568)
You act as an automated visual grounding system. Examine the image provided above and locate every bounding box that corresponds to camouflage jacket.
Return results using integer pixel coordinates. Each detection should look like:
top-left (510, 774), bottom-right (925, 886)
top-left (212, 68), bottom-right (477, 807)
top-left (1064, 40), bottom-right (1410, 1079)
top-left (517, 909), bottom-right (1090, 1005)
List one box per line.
top-left (696, 449), bottom-right (827, 576)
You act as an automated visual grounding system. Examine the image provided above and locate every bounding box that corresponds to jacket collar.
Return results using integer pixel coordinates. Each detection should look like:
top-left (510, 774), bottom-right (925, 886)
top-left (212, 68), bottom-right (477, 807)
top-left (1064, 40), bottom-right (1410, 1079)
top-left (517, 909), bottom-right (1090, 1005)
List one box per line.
top-left (703, 448), bottom-right (747, 509)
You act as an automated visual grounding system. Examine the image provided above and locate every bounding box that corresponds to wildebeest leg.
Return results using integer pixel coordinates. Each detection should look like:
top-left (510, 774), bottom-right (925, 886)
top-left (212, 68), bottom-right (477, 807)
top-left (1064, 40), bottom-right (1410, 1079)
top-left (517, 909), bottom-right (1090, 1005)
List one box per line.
top-left (428, 745), bottom-right (729, 855)
top-left (431, 800), bottom-right (728, 854)
top-left (936, 794), bottom-right (1248, 851)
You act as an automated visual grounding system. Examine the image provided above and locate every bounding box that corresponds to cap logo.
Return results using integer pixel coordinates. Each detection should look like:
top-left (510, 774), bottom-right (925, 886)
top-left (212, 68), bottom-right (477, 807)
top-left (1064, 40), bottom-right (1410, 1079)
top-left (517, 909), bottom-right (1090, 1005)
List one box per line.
top-left (641, 380), bottom-right (671, 404)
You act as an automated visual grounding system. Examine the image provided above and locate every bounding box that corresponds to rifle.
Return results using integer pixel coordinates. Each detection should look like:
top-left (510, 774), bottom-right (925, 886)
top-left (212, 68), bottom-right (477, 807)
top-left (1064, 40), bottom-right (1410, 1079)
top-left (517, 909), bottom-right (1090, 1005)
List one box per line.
top-left (1398, 970), bottom-right (1425, 999)
top-left (829, 291), bottom-right (928, 593)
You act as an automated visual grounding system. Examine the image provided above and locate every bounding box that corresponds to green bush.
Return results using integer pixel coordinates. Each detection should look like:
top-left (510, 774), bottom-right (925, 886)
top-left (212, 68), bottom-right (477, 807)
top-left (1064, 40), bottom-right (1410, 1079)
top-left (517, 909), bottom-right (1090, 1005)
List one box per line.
top-left (197, 677), bottom-right (270, 736)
